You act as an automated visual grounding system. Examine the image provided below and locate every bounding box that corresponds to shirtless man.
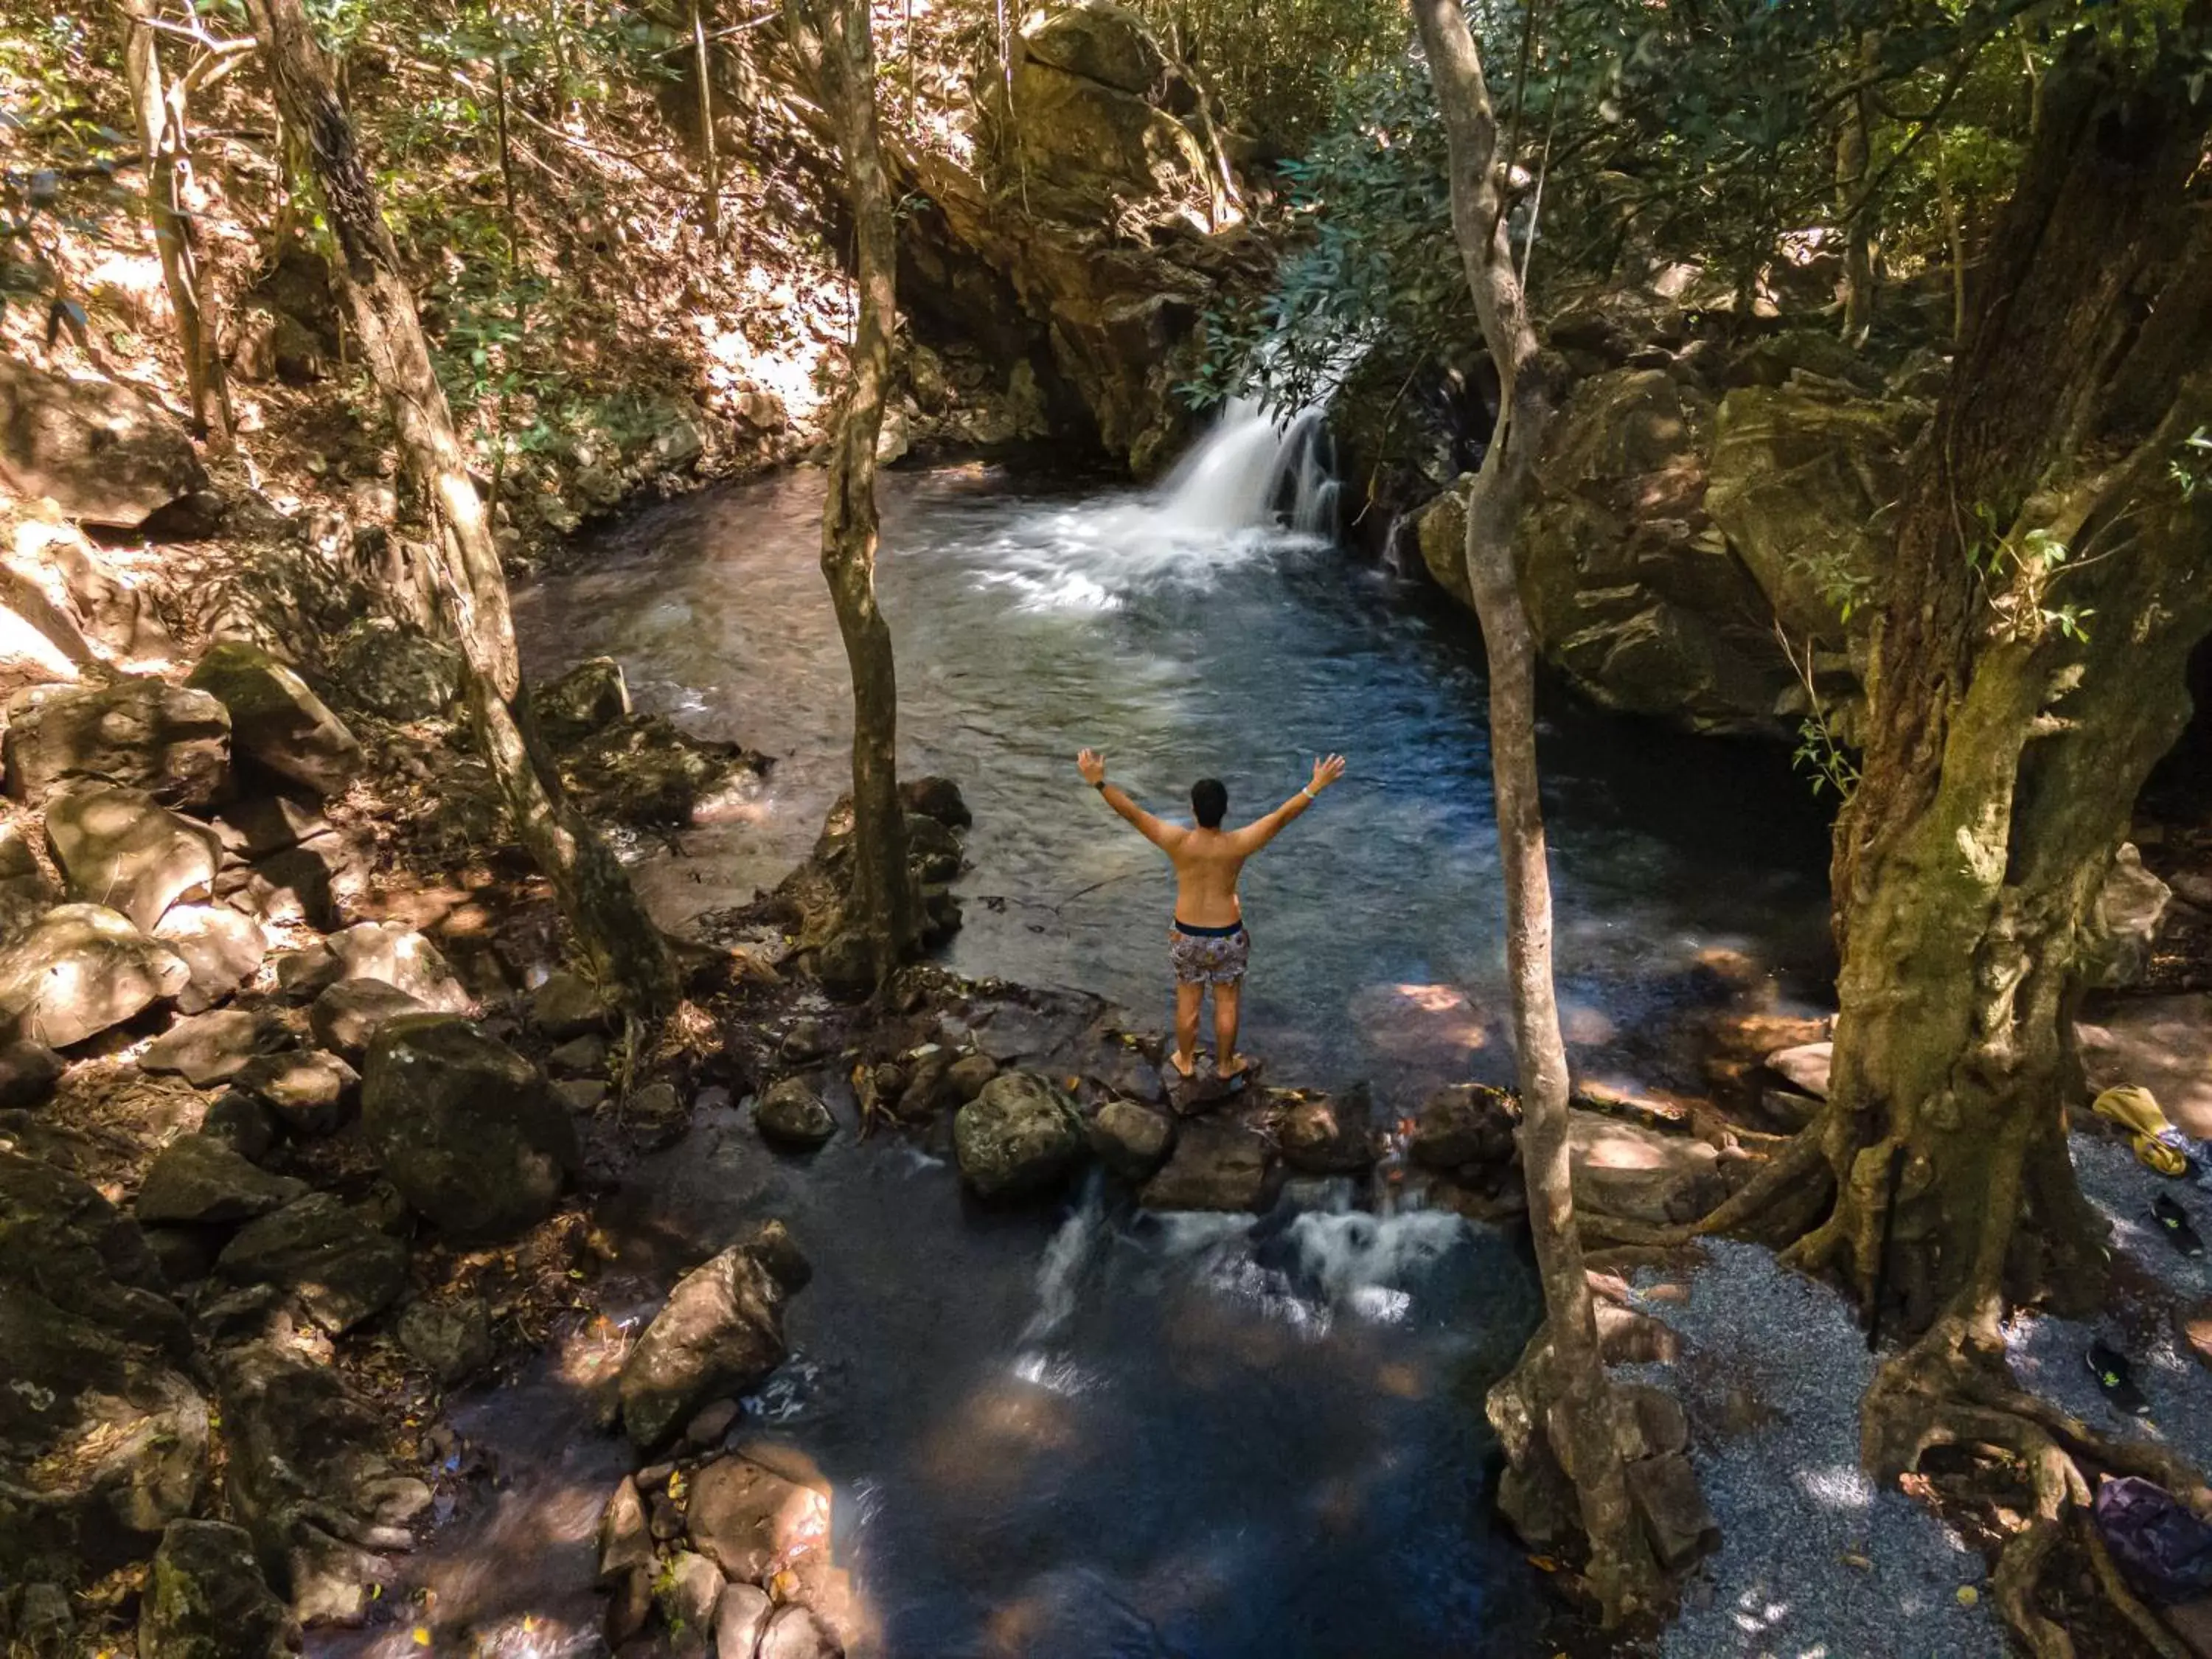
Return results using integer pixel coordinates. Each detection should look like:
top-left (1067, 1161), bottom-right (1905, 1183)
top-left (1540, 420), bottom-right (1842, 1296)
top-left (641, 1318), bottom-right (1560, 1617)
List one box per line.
top-left (1077, 748), bottom-right (1347, 1081)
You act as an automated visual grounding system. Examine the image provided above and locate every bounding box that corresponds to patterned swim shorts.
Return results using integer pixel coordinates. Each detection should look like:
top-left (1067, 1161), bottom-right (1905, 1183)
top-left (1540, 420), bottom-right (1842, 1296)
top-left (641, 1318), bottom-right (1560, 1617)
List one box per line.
top-left (1169, 921), bottom-right (1250, 985)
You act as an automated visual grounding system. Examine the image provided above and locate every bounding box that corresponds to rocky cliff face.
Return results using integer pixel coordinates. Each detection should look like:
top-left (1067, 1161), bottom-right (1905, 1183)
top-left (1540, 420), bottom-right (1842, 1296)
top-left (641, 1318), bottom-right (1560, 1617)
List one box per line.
top-left (888, 2), bottom-right (1267, 476)
top-left (1417, 314), bottom-right (1927, 737)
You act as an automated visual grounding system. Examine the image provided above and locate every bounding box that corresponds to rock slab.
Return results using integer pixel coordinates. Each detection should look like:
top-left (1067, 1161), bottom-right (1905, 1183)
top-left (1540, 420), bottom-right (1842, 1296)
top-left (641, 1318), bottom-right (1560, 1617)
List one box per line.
top-left (187, 641), bottom-right (363, 799)
top-left (3, 680), bottom-right (230, 809)
top-left (620, 1245), bottom-right (791, 1450)
top-left (44, 782), bottom-right (221, 932)
top-left (362, 1014), bottom-right (577, 1239)
top-left (0, 903), bottom-right (188, 1048)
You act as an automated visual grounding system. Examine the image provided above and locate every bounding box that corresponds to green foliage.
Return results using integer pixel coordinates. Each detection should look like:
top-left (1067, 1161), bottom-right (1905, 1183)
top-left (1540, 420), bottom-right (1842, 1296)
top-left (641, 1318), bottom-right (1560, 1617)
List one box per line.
top-left (1125, 0), bottom-right (1408, 150)
top-left (1968, 506), bottom-right (2092, 645)
top-left (0, 12), bottom-right (131, 316)
top-left (1794, 712), bottom-right (1862, 802)
top-left (1187, 55), bottom-right (1456, 417)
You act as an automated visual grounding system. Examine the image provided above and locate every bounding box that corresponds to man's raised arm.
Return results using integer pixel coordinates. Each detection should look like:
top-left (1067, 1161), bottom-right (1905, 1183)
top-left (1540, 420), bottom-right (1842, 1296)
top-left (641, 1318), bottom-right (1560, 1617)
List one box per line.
top-left (1230, 754), bottom-right (1346, 854)
top-left (1077, 748), bottom-right (1181, 850)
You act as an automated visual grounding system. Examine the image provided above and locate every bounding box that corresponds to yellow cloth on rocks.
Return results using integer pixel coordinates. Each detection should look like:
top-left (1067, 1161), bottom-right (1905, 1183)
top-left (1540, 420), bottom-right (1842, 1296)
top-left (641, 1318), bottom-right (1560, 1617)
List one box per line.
top-left (2094, 1085), bottom-right (2173, 1139)
top-left (2093, 1085), bottom-right (2191, 1175)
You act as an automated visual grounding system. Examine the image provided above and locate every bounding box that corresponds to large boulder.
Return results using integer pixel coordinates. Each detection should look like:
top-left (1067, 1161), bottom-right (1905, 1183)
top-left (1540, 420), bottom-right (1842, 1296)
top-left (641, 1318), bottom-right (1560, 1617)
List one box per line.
top-left (2081, 841), bottom-right (2174, 991)
top-left (685, 1451), bottom-right (831, 1583)
top-left (888, 1), bottom-right (1251, 475)
top-left (2, 679), bottom-right (231, 808)
top-left (323, 617), bottom-right (461, 722)
top-left (361, 1014), bottom-right (577, 1239)
top-left (1409, 1082), bottom-right (1520, 1174)
top-left (214, 1194), bottom-right (407, 1334)
top-left (0, 1147), bottom-right (205, 1582)
top-left (136, 1135), bottom-right (307, 1225)
top-left (756, 1075), bottom-right (837, 1150)
top-left (234, 1050), bottom-right (361, 1138)
top-left (0, 357), bottom-right (209, 528)
top-left (1276, 1087), bottom-right (1375, 1175)
top-left (1504, 368), bottom-right (1794, 735)
top-left (140, 1008), bottom-right (283, 1086)
top-left (139, 1518), bottom-right (300, 1659)
top-left (1703, 380), bottom-right (1913, 659)
top-left (187, 643), bottom-right (362, 799)
top-left (1568, 1111), bottom-right (1724, 1226)
top-left (214, 1341), bottom-right (432, 1625)
top-left (533, 656), bottom-right (631, 740)
top-left (281, 923), bottom-right (470, 1013)
top-left (0, 903), bottom-right (189, 1047)
top-left (993, 3), bottom-right (1215, 218)
top-left (307, 978), bottom-right (427, 1065)
top-left (953, 1071), bottom-right (1084, 1199)
top-left (1089, 1097), bottom-right (1174, 1180)
top-left (620, 1244), bottom-right (793, 1450)
top-left (154, 905), bottom-right (268, 1013)
top-left (44, 782), bottom-right (222, 931)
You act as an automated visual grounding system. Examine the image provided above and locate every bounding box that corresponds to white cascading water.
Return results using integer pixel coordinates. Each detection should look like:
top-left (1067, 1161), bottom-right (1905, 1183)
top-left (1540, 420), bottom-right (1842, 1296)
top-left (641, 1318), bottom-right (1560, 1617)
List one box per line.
top-left (981, 394), bottom-right (1340, 611)
top-left (1155, 397), bottom-right (1340, 539)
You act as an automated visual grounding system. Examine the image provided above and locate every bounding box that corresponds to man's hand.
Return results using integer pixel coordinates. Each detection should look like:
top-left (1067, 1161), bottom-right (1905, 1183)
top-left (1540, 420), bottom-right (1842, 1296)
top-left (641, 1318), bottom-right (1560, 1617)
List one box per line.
top-left (1309, 754), bottom-right (1346, 793)
top-left (1077, 748), bottom-right (1107, 787)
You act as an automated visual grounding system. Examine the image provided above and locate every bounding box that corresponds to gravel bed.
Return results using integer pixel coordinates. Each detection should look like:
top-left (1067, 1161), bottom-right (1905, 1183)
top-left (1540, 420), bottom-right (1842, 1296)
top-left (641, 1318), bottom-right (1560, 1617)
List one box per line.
top-left (2004, 1131), bottom-right (2212, 1480)
top-left (1621, 1239), bottom-right (2003, 1659)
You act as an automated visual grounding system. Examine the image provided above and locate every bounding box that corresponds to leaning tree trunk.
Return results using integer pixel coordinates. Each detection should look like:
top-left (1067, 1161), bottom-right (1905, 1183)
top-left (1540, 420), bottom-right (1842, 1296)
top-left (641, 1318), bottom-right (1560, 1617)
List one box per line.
top-left (1411, 0), bottom-right (1660, 1625)
top-left (788, 0), bottom-right (918, 987)
top-left (243, 0), bottom-right (678, 1016)
top-left (123, 7), bottom-right (234, 445)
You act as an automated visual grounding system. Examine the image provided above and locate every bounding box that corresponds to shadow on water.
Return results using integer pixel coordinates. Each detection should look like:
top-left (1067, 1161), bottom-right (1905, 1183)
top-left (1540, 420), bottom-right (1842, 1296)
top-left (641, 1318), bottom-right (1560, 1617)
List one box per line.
top-left (325, 459), bottom-right (1837, 1658)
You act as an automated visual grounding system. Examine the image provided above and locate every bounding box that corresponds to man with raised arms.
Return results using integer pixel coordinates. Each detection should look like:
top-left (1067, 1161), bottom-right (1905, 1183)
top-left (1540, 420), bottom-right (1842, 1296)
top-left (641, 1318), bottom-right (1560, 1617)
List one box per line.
top-left (1077, 748), bottom-right (1346, 1083)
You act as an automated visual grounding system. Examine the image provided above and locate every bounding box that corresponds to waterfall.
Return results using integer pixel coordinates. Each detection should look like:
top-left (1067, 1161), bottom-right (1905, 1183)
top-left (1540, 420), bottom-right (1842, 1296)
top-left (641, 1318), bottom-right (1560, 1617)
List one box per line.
top-left (1155, 397), bottom-right (1339, 539)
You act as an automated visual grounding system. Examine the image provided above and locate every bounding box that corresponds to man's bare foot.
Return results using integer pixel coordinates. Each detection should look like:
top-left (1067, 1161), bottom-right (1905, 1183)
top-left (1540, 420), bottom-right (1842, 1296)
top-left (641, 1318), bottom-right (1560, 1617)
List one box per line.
top-left (1217, 1054), bottom-right (1251, 1082)
top-left (1169, 1052), bottom-right (1197, 1079)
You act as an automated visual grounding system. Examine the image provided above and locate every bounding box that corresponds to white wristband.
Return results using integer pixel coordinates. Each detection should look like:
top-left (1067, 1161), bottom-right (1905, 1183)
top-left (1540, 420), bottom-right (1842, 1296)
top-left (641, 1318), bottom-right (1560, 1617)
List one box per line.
top-left (1300, 786), bottom-right (1317, 801)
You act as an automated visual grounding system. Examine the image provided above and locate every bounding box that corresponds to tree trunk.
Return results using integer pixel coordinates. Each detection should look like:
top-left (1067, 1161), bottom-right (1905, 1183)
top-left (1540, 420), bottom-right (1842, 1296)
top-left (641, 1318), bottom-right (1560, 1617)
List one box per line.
top-left (123, 8), bottom-right (234, 445)
top-left (1792, 33), bottom-right (2212, 1377)
top-left (243, 0), bottom-right (679, 1016)
top-left (788, 0), bottom-right (919, 987)
top-left (692, 0), bottom-right (721, 243)
top-left (1411, 0), bottom-right (1660, 1624)
top-left (1836, 29), bottom-right (1879, 345)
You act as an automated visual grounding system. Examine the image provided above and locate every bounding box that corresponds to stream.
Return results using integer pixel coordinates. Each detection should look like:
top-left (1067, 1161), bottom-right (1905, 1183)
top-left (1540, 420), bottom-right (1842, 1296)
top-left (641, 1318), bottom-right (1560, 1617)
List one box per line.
top-left (328, 431), bottom-right (1837, 1659)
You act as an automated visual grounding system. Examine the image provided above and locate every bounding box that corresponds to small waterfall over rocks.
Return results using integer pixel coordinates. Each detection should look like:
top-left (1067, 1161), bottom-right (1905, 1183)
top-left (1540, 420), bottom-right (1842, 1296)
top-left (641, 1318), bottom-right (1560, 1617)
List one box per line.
top-left (1156, 397), bottom-right (1340, 539)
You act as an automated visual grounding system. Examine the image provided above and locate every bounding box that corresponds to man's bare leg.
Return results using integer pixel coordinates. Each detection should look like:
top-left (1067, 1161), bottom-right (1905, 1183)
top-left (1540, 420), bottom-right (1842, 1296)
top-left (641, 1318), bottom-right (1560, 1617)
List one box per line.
top-left (1214, 980), bottom-right (1246, 1078)
top-left (1173, 981), bottom-right (1203, 1077)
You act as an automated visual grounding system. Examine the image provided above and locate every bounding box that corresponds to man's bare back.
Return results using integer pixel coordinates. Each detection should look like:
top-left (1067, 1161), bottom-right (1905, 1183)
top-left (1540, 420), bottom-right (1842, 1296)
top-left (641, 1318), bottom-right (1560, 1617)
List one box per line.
top-left (1076, 748), bottom-right (1346, 1078)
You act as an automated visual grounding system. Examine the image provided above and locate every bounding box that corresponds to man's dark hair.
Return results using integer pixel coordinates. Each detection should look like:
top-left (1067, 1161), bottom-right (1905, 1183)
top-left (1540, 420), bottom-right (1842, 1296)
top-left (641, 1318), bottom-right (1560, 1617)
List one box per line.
top-left (1192, 778), bottom-right (1228, 829)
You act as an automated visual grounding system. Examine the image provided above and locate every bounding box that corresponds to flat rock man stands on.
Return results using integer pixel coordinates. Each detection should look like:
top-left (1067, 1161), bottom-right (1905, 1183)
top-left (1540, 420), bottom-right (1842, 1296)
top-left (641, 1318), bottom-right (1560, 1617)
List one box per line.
top-left (1077, 748), bottom-right (1346, 1082)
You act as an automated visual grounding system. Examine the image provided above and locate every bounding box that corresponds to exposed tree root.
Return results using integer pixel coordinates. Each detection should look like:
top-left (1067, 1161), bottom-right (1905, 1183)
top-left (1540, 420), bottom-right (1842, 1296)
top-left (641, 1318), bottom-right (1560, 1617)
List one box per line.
top-left (1862, 1313), bottom-right (2208, 1656)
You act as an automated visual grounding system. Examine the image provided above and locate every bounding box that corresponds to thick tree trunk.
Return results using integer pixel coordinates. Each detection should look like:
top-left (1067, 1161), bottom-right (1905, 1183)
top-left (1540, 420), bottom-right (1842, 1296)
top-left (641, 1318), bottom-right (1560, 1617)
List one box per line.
top-left (123, 9), bottom-right (234, 445)
top-left (1411, 0), bottom-right (1660, 1624)
top-left (790, 0), bottom-right (918, 987)
top-left (1795, 35), bottom-right (2212, 1363)
top-left (243, 0), bottom-right (678, 1015)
